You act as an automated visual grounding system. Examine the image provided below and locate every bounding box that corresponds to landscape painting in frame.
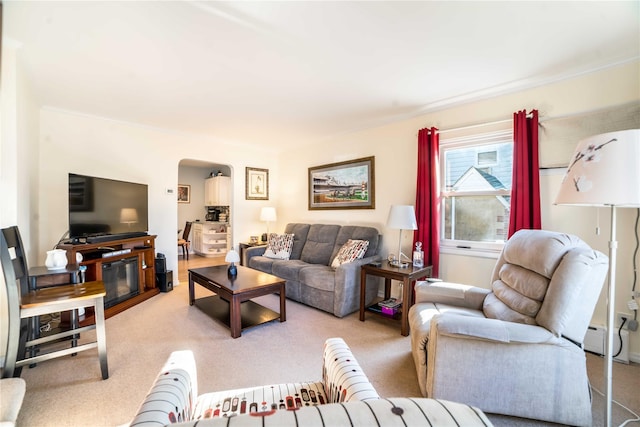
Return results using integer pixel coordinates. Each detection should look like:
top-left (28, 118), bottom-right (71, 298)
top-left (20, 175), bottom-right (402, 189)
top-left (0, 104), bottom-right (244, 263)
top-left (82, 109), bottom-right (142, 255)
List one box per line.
top-left (308, 156), bottom-right (375, 210)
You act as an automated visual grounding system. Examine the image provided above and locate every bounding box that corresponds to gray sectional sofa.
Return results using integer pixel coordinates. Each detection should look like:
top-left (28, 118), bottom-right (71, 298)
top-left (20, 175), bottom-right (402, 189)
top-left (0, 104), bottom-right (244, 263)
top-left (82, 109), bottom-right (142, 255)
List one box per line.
top-left (245, 223), bottom-right (382, 317)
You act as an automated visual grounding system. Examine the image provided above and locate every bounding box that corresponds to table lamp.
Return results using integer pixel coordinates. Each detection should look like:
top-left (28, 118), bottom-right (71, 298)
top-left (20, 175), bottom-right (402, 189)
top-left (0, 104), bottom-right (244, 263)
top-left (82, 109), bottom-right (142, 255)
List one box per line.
top-left (260, 207), bottom-right (277, 241)
top-left (386, 205), bottom-right (418, 268)
top-left (225, 249), bottom-right (240, 277)
top-left (555, 129), bottom-right (640, 427)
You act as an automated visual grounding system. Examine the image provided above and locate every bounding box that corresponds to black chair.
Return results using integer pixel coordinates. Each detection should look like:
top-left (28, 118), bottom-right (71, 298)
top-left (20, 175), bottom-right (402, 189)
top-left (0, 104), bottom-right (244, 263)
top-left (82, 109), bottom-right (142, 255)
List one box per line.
top-left (1, 226), bottom-right (109, 379)
top-left (178, 221), bottom-right (192, 260)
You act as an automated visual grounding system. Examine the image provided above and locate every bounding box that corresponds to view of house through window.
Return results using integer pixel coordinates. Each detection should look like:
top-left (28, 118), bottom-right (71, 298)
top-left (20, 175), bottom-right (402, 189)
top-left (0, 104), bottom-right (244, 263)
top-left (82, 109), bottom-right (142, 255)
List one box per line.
top-left (440, 130), bottom-right (513, 251)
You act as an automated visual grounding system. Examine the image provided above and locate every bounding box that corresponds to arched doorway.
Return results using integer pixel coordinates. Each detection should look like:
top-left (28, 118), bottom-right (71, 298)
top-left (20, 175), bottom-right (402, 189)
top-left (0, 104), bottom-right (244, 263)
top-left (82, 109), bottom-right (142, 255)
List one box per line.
top-left (177, 159), bottom-right (232, 262)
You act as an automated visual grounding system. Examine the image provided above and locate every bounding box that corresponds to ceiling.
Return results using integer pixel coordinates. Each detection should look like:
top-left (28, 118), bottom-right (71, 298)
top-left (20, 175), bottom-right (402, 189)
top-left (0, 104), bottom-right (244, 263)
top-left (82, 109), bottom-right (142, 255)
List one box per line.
top-left (4, 1), bottom-right (639, 151)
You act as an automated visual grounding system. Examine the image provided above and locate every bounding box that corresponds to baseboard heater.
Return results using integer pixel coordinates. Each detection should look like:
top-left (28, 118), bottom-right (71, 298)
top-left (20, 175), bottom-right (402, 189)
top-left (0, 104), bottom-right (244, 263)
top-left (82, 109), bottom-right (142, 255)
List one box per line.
top-left (583, 325), bottom-right (629, 364)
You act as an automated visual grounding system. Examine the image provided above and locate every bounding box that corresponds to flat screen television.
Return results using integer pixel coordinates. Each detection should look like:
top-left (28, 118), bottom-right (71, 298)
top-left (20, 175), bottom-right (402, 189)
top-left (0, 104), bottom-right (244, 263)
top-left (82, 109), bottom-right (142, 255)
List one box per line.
top-left (68, 173), bottom-right (149, 241)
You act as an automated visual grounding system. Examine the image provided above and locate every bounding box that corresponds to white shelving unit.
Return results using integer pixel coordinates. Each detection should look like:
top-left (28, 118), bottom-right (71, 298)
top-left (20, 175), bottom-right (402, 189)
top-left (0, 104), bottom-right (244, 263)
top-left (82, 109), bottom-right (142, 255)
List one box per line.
top-left (192, 222), bottom-right (230, 257)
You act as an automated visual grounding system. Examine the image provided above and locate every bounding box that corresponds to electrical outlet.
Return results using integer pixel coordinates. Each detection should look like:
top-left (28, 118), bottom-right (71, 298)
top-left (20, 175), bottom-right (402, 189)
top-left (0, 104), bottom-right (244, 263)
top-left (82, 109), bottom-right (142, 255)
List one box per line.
top-left (616, 312), bottom-right (633, 330)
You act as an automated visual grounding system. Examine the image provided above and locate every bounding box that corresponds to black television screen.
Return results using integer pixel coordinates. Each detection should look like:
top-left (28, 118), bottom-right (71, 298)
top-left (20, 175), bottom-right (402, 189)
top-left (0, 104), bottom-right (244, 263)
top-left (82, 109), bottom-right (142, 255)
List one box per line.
top-left (68, 173), bottom-right (149, 240)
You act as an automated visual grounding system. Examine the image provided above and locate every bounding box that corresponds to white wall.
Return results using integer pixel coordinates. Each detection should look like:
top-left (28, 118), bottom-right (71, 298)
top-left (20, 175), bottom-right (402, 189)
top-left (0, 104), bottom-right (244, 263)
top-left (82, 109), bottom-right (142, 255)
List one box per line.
top-left (275, 61), bottom-right (640, 358)
top-left (0, 41), bottom-right (41, 364)
top-left (36, 109), bottom-right (280, 277)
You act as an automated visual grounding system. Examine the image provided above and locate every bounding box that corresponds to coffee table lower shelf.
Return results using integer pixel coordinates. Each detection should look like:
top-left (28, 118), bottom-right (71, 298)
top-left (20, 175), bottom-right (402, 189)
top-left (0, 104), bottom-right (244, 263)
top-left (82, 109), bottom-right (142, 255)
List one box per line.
top-left (194, 295), bottom-right (282, 333)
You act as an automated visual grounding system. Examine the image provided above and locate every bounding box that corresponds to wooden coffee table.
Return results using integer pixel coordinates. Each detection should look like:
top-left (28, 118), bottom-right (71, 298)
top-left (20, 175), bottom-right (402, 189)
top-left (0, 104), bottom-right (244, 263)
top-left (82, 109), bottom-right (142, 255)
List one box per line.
top-left (188, 265), bottom-right (286, 338)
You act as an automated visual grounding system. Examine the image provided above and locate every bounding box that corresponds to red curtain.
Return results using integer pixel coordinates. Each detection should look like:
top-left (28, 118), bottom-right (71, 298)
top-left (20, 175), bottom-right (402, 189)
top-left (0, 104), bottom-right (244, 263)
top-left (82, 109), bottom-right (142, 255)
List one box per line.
top-left (414, 127), bottom-right (440, 277)
top-left (509, 110), bottom-right (541, 237)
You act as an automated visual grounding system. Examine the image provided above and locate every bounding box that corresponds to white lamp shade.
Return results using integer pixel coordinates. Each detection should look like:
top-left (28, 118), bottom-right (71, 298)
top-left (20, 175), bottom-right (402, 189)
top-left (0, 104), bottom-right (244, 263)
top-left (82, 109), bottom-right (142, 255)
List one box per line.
top-left (120, 208), bottom-right (139, 223)
top-left (260, 207), bottom-right (277, 222)
top-left (225, 249), bottom-right (240, 263)
top-left (555, 129), bottom-right (640, 207)
top-left (387, 205), bottom-right (418, 230)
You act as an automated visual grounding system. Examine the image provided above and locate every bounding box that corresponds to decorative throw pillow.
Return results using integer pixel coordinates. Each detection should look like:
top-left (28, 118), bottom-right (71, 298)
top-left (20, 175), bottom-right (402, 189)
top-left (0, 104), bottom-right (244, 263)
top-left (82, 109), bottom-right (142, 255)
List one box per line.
top-left (331, 239), bottom-right (369, 268)
top-left (263, 233), bottom-right (295, 260)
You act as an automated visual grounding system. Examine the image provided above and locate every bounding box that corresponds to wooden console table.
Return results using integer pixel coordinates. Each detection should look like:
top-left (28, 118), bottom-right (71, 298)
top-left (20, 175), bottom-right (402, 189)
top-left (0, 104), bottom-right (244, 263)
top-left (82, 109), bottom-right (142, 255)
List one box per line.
top-left (57, 235), bottom-right (159, 323)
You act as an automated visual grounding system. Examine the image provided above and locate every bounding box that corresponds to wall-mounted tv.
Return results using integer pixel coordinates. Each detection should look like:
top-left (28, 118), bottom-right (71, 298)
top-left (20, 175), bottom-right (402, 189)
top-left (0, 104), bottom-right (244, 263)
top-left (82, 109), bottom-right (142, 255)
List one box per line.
top-left (68, 173), bottom-right (149, 241)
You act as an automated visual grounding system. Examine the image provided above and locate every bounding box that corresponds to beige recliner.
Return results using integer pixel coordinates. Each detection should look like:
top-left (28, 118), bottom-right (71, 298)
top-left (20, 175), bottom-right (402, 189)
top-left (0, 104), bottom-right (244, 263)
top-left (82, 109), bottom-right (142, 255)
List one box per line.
top-left (408, 229), bottom-right (609, 426)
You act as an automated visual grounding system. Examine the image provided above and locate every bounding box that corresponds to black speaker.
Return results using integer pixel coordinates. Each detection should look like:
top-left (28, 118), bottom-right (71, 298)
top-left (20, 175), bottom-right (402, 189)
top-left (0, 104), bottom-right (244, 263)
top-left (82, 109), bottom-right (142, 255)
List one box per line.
top-left (155, 254), bottom-right (166, 273)
top-left (156, 270), bottom-right (173, 292)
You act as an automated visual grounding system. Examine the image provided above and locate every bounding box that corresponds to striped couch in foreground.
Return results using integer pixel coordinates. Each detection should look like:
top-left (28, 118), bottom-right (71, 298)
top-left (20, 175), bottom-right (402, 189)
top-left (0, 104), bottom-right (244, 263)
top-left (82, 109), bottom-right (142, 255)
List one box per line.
top-left (129, 338), bottom-right (493, 427)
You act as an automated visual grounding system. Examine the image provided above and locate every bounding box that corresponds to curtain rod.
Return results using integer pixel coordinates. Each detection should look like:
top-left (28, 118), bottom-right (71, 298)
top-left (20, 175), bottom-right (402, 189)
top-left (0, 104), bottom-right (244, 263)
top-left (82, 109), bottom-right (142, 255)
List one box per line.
top-left (438, 118), bottom-right (512, 134)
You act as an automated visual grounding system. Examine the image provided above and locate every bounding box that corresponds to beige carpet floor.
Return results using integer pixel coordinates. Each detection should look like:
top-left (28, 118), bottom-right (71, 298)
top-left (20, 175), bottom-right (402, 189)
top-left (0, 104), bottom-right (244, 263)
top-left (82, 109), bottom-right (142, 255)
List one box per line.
top-left (12, 279), bottom-right (640, 426)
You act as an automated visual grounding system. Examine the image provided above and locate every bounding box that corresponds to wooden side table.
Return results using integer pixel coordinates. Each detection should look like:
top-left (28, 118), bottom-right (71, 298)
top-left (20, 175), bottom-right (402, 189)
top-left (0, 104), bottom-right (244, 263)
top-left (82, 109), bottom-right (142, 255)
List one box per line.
top-left (359, 261), bottom-right (432, 336)
top-left (238, 242), bottom-right (267, 266)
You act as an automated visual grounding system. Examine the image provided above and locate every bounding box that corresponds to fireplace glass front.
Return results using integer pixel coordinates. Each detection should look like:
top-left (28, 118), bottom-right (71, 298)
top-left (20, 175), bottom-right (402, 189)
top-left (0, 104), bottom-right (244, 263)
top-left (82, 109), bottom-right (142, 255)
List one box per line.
top-left (101, 257), bottom-right (140, 308)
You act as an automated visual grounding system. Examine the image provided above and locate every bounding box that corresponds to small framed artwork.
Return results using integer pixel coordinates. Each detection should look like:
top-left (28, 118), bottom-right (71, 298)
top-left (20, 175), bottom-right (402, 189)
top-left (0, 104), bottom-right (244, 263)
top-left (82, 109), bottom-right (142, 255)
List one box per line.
top-left (309, 156), bottom-right (375, 210)
top-left (246, 167), bottom-right (269, 200)
top-left (177, 184), bottom-right (191, 203)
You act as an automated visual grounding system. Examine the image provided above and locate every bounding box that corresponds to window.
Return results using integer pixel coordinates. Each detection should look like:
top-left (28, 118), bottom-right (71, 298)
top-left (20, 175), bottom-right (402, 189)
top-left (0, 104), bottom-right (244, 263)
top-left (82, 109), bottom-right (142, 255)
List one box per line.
top-left (477, 150), bottom-right (497, 166)
top-left (440, 129), bottom-right (513, 255)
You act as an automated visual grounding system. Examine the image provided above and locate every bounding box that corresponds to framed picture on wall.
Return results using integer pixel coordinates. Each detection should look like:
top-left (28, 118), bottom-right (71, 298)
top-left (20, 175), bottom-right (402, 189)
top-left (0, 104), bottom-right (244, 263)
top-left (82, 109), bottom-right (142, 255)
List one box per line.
top-left (308, 156), bottom-right (375, 210)
top-left (177, 184), bottom-right (190, 203)
top-left (246, 167), bottom-right (269, 200)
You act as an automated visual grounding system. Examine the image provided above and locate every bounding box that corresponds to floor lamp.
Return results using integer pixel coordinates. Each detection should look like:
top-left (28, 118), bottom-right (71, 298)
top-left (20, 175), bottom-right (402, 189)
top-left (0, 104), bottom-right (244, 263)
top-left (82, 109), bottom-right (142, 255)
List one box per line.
top-left (555, 129), bottom-right (640, 427)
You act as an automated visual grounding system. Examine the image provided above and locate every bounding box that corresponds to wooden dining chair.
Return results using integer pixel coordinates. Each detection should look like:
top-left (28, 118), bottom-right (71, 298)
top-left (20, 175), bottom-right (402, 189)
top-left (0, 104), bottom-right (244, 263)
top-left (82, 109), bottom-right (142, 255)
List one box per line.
top-left (178, 221), bottom-right (192, 260)
top-left (1, 226), bottom-right (109, 380)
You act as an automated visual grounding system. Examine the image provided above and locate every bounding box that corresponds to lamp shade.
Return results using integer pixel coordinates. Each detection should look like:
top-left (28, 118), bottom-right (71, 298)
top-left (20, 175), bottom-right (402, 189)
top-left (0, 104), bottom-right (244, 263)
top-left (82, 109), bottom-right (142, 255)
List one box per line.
top-left (387, 205), bottom-right (418, 230)
top-left (555, 129), bottom-right (640, 207)
top-left (225, 249), bottom-right (240, 263)
top-left (260, 207), bottom-right (277, 222)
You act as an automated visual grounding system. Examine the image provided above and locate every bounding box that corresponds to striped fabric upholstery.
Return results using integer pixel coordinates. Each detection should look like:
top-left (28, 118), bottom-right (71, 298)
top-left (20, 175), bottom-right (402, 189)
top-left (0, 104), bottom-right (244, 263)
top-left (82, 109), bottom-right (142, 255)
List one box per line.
top-left (190, 337), bottom-right (378, 420)
top-left (130, 338), bottom-right (379, 426)
top-left (130, 339), bottom-right (492, 426)
top-left (130, 350), bottom-right (197, 426)
top-left (176, 398), bottom-right (493, 427)
top-left (322, 337), bottom-right (379, 402)
top-left (193, 382), bottom-right (328, 419)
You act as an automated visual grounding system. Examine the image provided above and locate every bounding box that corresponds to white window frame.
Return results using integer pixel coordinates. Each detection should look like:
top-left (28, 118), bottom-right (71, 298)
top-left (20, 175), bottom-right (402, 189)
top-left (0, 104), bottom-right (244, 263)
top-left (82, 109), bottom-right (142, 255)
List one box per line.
top-left (439, 129), bottom-right (513, 258)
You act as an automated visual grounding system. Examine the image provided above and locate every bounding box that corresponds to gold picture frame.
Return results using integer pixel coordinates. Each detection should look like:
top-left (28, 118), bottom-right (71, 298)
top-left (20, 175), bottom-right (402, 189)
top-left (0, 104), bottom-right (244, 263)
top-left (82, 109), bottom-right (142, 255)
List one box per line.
top-left (246, 167), bottom-right (269, 200)
top-left (308, 156), bottom-right (375, 210)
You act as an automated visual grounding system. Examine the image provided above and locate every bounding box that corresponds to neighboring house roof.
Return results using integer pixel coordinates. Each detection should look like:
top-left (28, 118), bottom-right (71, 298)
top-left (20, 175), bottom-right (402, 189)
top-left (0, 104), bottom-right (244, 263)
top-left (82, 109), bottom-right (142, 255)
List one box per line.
top-left (453, 167), bottom-right (506, 191)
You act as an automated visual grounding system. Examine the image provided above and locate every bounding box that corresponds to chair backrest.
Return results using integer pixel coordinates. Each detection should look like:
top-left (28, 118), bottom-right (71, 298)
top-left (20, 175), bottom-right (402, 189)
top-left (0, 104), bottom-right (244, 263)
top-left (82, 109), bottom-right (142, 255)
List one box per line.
top-left (1, 227), bottom-right (27, 372)
top-left (182, 222), bottom-right (192, 241)
top-left (1, 226), bottom-right (30, 298)
top-left (484, 229), bottom-right (608, 344)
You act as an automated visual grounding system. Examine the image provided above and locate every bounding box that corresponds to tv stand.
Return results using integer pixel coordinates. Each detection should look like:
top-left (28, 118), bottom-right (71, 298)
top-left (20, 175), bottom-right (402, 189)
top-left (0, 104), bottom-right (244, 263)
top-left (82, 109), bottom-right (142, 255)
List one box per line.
top-left (57, 235), bottom-right (158, 323)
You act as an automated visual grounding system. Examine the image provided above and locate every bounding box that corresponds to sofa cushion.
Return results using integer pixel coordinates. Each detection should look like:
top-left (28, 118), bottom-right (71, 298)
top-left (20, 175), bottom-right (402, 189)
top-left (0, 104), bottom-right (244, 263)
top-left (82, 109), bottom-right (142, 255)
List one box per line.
top-left (263, 233), bottom-right (295, 260)
top-left (300, 224), bottom-right (341, 265)
top-left (271, 260), bottom-right (309, 282)
top-left (299, 265), bottom-right (336, 291)
top-left (248, 256), bottom-right (276, 274)
top-left (282, 224), bottom-right (311, 260)
top-left (193, 382), bottom-right (328, 419)
top-left (331, 239), bottom-right (369, 268)
top-left (176, 398), bottom-right (493, 427)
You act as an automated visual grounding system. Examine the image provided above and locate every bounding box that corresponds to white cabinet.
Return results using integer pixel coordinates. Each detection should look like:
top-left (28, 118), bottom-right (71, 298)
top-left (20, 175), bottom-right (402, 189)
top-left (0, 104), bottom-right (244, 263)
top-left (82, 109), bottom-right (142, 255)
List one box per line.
top-left (192, 222), bottom-right (230, 257)
top-left (205, 176), bottom-right (231, 206)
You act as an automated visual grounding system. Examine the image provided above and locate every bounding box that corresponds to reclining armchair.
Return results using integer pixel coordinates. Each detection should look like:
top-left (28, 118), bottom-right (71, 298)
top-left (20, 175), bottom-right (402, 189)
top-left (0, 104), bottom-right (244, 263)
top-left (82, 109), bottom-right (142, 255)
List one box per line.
top-left (408, 229), bottom-right (609, 426)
